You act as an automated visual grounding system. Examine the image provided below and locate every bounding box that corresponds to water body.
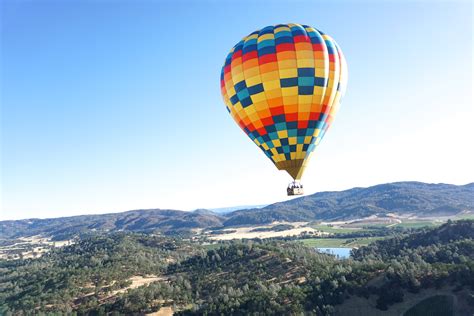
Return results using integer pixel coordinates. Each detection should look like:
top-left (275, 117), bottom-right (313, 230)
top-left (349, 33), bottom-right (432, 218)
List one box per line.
top-left (317, 247), bottom-right (352, 259)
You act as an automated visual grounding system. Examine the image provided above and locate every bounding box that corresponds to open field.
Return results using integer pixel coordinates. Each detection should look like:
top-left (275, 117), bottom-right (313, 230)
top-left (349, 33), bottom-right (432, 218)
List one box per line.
top-left (341, 217), bottom-right (401, 228)
top-left (202, 215), bottom-right (456, 243)
top-left (146, 306), bottom-right (173, 316)
top-left (78, 275), bottom-right (167, 306)
top-left (309, 223), bottom-right (364, 233)
top-left (206, 222), bottom-right (326, 240)
top-left (112, 275), bottom-right (165, 295)
top-left (338, 217), bottom-right (444, 230)
top-left (455, 213), bottom-right (474, 220)
top-left (0, 235), bottom-right (74, 260)
top-left (299, 237), bottom-right (384, 248)
top-left (310, 217), bottom-right (440, 234)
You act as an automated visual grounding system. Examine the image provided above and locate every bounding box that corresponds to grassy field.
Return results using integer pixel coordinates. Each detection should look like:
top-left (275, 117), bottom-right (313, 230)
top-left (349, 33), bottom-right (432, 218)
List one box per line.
top-left (350, 220), bottom-right (440, 230)
top-left (456, 213), bottom-right (474, 220)
top-left (299, 237), bottom-right (384, 248)
top-left (309, 224), bottom-right (362, 234)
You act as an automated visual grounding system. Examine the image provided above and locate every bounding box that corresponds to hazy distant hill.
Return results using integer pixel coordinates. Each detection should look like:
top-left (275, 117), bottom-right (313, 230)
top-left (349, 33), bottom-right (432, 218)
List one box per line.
top-left (1, 182), bottom-right (472, 239)
top-left (224, 182), bottom-right (474, 226)
top-left (0, 209), bottom-right (224, 240)
top-left (210, 204), bottom-right (267, 214)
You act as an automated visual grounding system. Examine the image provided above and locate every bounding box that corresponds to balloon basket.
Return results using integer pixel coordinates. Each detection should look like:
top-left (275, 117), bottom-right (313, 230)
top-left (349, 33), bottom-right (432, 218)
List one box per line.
top-left (287, 181), bottom-right (304, 196)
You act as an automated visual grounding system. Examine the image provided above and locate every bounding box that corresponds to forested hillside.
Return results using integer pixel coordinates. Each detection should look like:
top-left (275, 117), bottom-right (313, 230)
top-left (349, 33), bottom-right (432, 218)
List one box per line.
top-left (1, 220), bottom-right (473, 315)
top-left (353, 219), bottom-right (474, 261)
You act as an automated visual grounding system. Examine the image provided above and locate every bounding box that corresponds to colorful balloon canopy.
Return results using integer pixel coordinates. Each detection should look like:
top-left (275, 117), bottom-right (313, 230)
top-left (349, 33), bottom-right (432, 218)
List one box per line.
top-left (220, 23), bottom-right (347, 180)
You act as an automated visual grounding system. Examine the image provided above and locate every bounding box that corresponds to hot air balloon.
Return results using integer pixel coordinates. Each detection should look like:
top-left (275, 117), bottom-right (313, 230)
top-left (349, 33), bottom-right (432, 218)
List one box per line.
top-left (220, 23), bottom-right (347, 195)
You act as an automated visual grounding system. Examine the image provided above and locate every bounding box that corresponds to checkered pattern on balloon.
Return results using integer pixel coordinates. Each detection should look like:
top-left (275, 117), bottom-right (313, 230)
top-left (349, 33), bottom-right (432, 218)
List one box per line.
top-left (221, 23), bottom-right (347, 180)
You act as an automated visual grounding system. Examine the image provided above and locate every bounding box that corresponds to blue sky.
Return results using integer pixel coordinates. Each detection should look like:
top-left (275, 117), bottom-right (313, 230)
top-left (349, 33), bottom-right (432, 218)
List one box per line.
top-left (1, 0), bottom-right (473, 220)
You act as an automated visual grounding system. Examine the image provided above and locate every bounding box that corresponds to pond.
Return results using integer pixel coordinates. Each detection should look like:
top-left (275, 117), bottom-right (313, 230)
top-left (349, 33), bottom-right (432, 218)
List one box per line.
top-left (316, 247), bottom-right (352, 259)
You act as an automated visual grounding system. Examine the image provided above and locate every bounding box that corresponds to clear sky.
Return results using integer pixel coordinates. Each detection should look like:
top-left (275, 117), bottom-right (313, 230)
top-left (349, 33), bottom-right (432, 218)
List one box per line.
top-left (1, 0), bottom-right (473, 220)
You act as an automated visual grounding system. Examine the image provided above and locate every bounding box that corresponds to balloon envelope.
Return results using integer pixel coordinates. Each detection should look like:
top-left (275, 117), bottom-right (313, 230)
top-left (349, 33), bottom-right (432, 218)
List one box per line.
top-left (220, 23), bottom-right (347, 180)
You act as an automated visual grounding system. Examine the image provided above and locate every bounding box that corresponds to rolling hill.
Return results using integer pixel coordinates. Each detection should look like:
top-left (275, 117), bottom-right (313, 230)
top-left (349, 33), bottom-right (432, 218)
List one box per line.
top-left (1, 220), bottom-right (473, 314)
top-left (225, 182), bottom-right (474, 226)
top-left (0, 209), bottom-right (224, 240)
top-left (1, 181), bottom-right (472, 239)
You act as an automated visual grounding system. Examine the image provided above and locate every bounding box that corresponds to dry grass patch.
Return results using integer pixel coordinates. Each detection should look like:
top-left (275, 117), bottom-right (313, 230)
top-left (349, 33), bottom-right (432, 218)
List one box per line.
top-left (208, 222), bottom-right (322, 240)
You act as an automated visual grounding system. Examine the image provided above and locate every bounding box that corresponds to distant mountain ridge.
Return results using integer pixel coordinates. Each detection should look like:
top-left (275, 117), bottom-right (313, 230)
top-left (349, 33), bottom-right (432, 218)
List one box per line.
top-left (225, 181), bottom-right (474, 226)
top-left (1, 181), bottom-right (472, 239)
top-left (0, 209), bottom-right (224, 240)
